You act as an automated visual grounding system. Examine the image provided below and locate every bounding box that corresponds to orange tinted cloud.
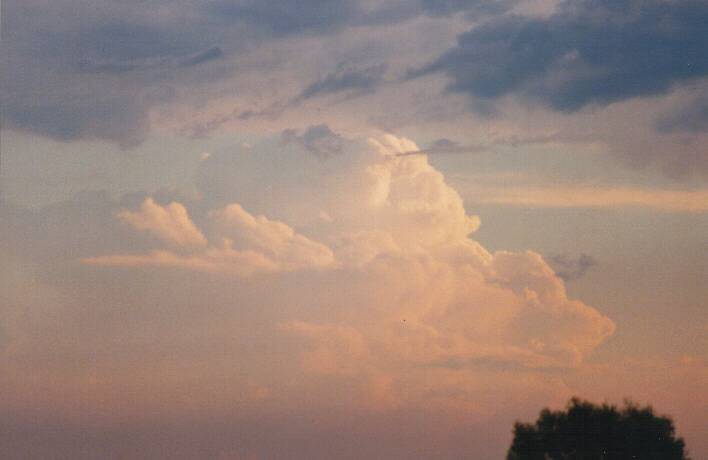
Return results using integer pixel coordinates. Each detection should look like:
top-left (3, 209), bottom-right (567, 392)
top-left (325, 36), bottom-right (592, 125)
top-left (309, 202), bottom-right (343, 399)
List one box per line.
top-left (118, 198), bottom-right (207, 247)
top-left (84, 136), bottom-right (613, 406)
top-left (79, 135), bottom-right (614, 411)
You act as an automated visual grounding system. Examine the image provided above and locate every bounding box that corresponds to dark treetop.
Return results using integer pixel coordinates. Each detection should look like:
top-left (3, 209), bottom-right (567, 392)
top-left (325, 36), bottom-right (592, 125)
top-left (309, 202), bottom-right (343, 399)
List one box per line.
top-left (507, 397), bottom-right (690, 460)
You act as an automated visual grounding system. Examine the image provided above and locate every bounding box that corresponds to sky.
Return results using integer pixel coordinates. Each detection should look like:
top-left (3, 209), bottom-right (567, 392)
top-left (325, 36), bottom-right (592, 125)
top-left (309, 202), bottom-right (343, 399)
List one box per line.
top-left (1, 1), bottom-right (706, 459)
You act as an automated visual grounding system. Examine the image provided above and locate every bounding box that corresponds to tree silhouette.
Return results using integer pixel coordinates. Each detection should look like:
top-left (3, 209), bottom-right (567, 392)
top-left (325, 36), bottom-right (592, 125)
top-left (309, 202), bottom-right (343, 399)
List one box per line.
top-left (506, 398), bottom-right (690, 460)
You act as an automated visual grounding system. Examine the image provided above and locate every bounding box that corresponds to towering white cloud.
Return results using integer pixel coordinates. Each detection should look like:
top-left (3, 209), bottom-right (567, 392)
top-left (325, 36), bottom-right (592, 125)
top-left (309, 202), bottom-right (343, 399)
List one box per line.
top-left (85, 135), bottom-right (614, 406)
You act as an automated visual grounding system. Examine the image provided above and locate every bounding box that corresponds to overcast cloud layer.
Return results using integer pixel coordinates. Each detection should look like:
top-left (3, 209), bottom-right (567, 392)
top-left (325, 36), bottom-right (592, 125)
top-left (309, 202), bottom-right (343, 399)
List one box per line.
top-left (3, 0), bottom-right (708, 177)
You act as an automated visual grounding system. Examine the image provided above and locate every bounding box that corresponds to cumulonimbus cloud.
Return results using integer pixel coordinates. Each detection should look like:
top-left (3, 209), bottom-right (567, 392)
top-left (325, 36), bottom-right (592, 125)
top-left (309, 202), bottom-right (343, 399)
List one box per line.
top-left (84, 134), bottom-right (615, 405)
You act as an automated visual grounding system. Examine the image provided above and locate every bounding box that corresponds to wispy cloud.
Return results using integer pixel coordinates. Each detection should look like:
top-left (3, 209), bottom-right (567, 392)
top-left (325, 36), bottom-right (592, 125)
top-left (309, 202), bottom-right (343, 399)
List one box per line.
top-left (459, 184), bottom-right (708, 212)
top-left (396, 138), bottom-right (488, 155)
top-left (298, 65), bottom-right (387, 100)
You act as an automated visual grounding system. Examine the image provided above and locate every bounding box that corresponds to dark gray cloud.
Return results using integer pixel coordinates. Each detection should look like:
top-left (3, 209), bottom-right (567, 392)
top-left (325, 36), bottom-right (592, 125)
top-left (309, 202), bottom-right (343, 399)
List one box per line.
top-left (186, 65), bottom-right (388, 135)
top-left (12, 0), bottom-right (706, 152)
top-left (54, 22), bottom-right (206, 62)
top-left (655, 95), bottom-right (708, 133)
top-left (74, 47), bottom-right (224, 74)
top-left (300, 65), bottom-right (387, 100)
top-left (424, 138), bottom-right (487, 154)
top-left (281, 124), bottom-right (345, 159)
top-left (204, 0), bottom-right (359, 36)
top-left (3, 88), bottom-right (151, 148)
top-left (414, 0), bottom-right (708, 111)
top-left (179, 46), bottom-right (225, 67)
top-left (0, 0), bottom-right (353, 148)
top-left (548, 253), bottom-right (597, 281)
top-left (203, 0), bottom-right (513, 35)
top-left (396, 138), bottom-right (488, 155)
top-left (1, 1), bottom-right (215, 147)
top-left (429, 138), bottom-right (459, 150)
top-left (420, 0), bottom-right (514, 17)
top-left (1, 0), bottom-right (403, 147)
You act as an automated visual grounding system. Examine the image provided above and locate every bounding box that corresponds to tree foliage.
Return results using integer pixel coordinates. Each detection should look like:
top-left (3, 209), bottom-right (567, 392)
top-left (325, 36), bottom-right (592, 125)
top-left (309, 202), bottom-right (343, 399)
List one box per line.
top-left (506, 398), bottom-right (690, 460)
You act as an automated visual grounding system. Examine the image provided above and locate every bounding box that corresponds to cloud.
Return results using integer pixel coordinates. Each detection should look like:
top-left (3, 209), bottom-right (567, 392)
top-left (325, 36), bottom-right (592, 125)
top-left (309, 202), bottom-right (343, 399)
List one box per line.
top-left (413, 0), bottom-right (708, 111)
top-left (82, 248), bottom-right (286, 277)
top-left (429, 138), bottom-right (460, 150)
top-left (87, 199), bottom-right (335, 275)
top-left (203, 0), bottom-right (359, 36)
top-left (547, 253), bottom-right (597, 281)
top-left (5, 0), bottom-right (707, 179)
top-left (209, 203), bottom-right (335, 269)
top-left (2, 87), bottom-right (151, 149)
top-left (1, 1), bottom-right (226, 146)
top-left (456, 184), bottom-right (708, 212)
top-left (86, 135), bottom-right (614, 378)
top-left (118, 198), bottom-right (207, 248)
top-left (397, 138), bottom-right (489, 155)
top-left (420, 0), bottom-right (516, 17)
top-left (1, 6), bottom-right (182, 147)
top-left (1, 0), bottom-right (402, 146)
top-left (655, 95), bottom-right (708, 133)
top-left (74, 46), bottom-right (224, 74)
top-left (299, 65), bottom-right (387, 100)
top-left (281, 124), bottom-right (345, 158)
top-left (1, 134), bottom-right (621, 458)
top-left (60, 21), bottom-right (205, 62)
top-left (179, 46), bottom-right (225, 67)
